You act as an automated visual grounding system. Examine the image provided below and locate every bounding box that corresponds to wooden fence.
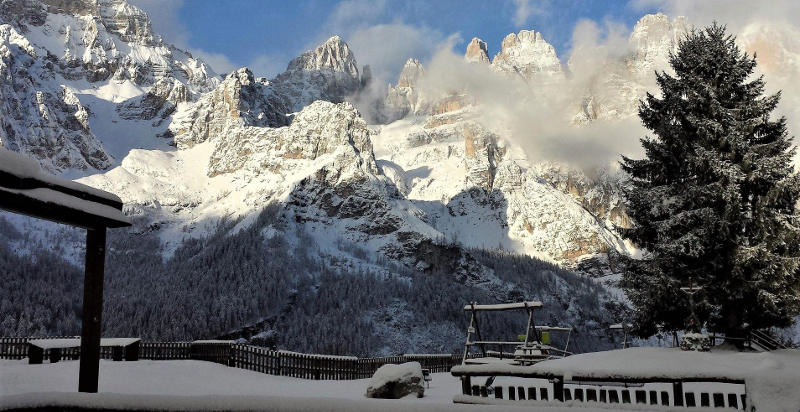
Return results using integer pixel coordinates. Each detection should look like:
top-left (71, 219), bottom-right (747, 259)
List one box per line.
top-left (1, 337), bottom-right (470, 380)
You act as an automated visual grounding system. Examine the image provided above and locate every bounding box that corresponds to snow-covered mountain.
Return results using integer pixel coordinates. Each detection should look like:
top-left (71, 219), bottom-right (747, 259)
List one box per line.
top-left (490, 29), bottom-right (564, 81)
top-left (9, 1), bottom-right (797, 350)
top-left (0, 2), bottom-right (685, 289)
top-left (0, 0), bottom-right (219, 173)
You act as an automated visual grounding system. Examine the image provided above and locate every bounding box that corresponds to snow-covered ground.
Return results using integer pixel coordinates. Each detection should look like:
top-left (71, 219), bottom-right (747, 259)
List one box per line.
top-left (0, 359), bottom-right (613, 411)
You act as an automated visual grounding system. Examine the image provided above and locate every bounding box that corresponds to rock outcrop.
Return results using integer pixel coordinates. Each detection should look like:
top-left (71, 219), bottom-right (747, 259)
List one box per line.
top-left (365, 362), bottom-right (424, 399)
top-left (381, 58), bottom-right (429, 123)
top-left (0, 24), bottom-right (110, 172)
top-left (464, 37), bottom-right (489, 64)
top-left (171, 68), bottom-right (289, 149)
top-left (628, 13), bottom-right (689, 76)
top-left (572, 13), bottom-right (689, 124)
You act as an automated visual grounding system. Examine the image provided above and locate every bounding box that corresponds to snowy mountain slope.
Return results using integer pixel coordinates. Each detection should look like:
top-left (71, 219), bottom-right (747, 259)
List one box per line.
top-left (370, 110), bottom-right (633, 264)
top-left (81, 99), bottom-right (515, 299)
top-left (0, 3), bottom-right (692, 276)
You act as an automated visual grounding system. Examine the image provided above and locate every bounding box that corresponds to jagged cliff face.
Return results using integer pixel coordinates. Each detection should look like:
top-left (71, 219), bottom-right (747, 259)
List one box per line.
top-left (0, 0), bottom-right (219, 172)
top-left (628, 13), bottom-right (689, 76)
top-left (0, 24), bottom-right (110, 171)
top-left (367, 24), bottom-right (653, 265)
top-left (171, 68), bottom-right (290, 149)
top-left (172, 36), bottom-right (368, 149)
top-left (380, 58), bottom-right (429, 123)
top-left (372, 108), bottom-right (630, 263)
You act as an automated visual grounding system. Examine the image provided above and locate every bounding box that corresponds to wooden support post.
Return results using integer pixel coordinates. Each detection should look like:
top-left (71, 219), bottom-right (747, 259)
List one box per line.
top-left (553, 377), bottom-right (564, 402)
top-left (28, 344), bottom-right (43, 364)
top-left (461, 375), bottom-right (471, 395)
top-left (125, 341), bottom-right (139, 361)
top-left (79, 227), bottom-right (106, 393)
top-left (672, 381), bottom-right (684, 406)
top-left (50, 348), bottom-right (62, 363)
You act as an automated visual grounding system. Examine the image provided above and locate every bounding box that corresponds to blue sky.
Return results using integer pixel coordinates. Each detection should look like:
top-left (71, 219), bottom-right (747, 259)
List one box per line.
top-left (133, 0), bottom-right (665, 80)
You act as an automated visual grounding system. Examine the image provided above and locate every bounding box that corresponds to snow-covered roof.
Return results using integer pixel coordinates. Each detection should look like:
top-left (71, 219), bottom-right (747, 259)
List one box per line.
top-left (29, 338), bottom-right (140, 350)
top-left (463, 301), bottom-right (543, 311)
top-left (0, 148), bottom-right (130, 228)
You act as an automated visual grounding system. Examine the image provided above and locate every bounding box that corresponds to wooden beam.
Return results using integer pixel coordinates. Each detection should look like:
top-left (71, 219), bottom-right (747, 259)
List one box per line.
top-left (0, 170), bottom-right (123, 209)
top-left (78, 227), bottom-right (106, 393)
top-left (0, 189), bottom-right (130, 229)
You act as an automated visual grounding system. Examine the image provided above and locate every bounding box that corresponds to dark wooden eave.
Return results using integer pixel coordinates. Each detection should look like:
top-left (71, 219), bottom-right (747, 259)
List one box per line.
top-left (0, 171), bottom-right (130, 229)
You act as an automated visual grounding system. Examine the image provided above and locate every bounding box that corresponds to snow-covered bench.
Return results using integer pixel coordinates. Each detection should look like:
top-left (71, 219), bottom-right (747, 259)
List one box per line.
top-left (28, 338), bottom-right (140, 364)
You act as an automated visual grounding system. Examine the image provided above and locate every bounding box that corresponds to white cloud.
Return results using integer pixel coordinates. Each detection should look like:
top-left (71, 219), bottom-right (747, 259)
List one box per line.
top-left (629, 0), bottom-right (800, 30)
top-left (511, 0), bottom-right (543, 27)
top-left (416, 47), bottom-right (646, 170)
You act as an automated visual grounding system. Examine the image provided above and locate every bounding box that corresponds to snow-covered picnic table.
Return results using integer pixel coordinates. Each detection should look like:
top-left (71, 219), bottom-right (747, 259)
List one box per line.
top-left (451, 346), bottom-right (800, 410)
top-left (28, 338), bottom-right (141, 364)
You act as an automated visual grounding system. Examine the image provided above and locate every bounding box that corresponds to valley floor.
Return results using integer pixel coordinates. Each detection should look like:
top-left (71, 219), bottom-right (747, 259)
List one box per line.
top-left (0, 359), bottom-right (611, 411)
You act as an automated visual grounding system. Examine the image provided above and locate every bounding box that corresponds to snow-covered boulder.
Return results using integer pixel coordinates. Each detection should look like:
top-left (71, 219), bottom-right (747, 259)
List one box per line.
top-left (365, 362), bottom-right (424, 399)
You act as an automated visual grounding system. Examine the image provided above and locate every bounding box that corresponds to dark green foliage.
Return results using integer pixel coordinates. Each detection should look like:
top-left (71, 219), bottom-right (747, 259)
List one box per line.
top-left (620, 24), bottom-right (800, 338)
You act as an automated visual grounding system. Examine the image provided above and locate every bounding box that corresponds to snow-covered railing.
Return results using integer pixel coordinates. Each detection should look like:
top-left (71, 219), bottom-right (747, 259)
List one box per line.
top-left (139, 342), bottom-right (191, 360)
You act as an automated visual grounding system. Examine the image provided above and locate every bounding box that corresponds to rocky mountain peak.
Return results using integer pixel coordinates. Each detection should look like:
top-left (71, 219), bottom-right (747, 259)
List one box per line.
top-left (397, 58), bottom-right (424, 88)
top-left (9, 0), bottom-right (159, 46)
top-left (97, 0), bottom-right (157, 45)
top-left (491, 29), bottom-right (562, 79)
top-left (285, 35), bottom-right (359, 78)
top-left (274, 35), bottom-right (362, 112)
top-left (628, 13), bottom-right (689, 74)
top-left (465, 37), bottom-right (489, 63)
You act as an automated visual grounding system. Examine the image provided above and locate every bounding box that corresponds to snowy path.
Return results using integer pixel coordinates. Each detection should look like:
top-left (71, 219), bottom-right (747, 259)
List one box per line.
top-left (0, 359), bottom-right (613, 411)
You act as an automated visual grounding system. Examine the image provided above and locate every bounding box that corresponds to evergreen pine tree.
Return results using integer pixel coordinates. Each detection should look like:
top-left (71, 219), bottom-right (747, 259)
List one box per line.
top-left (620, 23), bottom-right (800, 340)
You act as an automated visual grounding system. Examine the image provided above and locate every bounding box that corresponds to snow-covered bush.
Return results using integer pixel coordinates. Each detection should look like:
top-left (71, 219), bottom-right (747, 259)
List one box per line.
top-left (680, 333), bottom-right (710, 351)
